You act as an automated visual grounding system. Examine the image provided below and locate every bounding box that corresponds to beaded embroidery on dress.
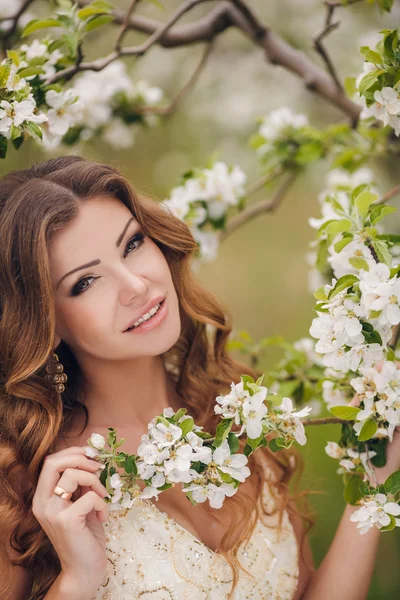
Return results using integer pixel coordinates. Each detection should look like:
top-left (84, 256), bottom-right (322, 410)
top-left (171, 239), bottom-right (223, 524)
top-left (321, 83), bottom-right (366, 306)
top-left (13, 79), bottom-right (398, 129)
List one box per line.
top-left (92, 463), bottom-right (299, 600)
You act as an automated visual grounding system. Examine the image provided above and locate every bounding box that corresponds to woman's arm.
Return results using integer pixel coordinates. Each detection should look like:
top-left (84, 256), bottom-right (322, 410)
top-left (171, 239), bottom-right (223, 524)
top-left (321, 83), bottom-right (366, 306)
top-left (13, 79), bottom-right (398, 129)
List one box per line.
top-left (301, 503), bottom-right (380, 600)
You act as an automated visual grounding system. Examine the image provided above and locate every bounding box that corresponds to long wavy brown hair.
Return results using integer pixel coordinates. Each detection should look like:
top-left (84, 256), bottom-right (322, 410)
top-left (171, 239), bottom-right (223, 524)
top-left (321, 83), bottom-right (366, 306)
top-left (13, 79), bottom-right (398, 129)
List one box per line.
top-left (0, 156), bottom-right (314, 600)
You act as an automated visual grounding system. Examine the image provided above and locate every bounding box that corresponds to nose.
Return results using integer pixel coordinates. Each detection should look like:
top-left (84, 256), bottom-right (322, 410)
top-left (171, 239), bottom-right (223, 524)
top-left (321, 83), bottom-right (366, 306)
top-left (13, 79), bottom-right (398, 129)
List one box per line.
top-left (118, 269), bottom-right (148, 305)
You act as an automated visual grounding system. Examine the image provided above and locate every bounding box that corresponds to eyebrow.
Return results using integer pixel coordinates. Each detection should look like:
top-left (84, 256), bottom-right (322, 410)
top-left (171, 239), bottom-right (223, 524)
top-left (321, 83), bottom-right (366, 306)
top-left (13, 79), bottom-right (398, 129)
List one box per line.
top-left (55, 216), bottom-right (136, 291)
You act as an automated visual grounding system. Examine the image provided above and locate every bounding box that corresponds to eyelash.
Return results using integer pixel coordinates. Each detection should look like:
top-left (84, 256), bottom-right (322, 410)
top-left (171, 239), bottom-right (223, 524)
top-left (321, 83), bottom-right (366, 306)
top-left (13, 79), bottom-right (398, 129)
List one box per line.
top-left (70, 232), bottom-right (146, 297)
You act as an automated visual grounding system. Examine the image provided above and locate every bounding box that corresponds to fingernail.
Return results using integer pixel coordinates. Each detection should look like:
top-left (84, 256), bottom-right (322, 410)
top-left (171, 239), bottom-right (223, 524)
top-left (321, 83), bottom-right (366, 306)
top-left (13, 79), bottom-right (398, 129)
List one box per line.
top-left (97, 464), bottom-right (106, 470)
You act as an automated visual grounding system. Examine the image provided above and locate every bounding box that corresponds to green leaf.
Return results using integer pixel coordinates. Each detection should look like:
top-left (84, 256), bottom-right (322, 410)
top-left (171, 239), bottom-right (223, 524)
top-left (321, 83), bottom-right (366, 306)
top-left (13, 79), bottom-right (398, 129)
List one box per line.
top-left (334, 236), bottom-right (353, 253)
top-left (316, 239), bottom-right (328, 272)
top-left (124, 454), bottom-right (138, 475)
top-left (327, 274), bottom-right (359, 300)
top-left (380, 513), bottom-right (397, 532)
top-left (227, 432), bottom-right (240, 454)
top-left (344, 475), bottom-right (365, 505)
top-left (354, 189), bottom-right (378, 219)
top-left (173, 408), bottom-right (187, 422)
top-left (369, 205), bottom-right (397, 225)
top-left (359, 48), bottom-right (382, 64)
top-left (0, 136), bottom-right (8, 159)
top-left (157, 482), bottom-right (173, 491)
top-left (344, 76), bottom-right (357, 98)
top-left (78, 6), bottom-right (111, 19)
top-left (373, 239), bottom-right (392, 266)
top-left (325, 218), bottom-right (353, 237)
top-left (6, 50), bottom-right (20, 66)
top-left (377, 0), bottom-right (394, 12)
top-left (384, 470), bottom-right (400, 495)
top-left (17, 66), bottom-right (45, 78)
top-left (22, 19), bottom-right (62, 37)
top-left (314, 285), bottom-right (328, 301)
top-left (358, 418), bottom-right (378, 441)
top-left (348, 257), bottom-right (370, 271)
top-left (330, 405), bottom-right (361, 420)
top-left (107, 428), bottom-right (117, 447)
top-left (85, 14), bottom-right (115, 31)
top-left (383, 29), bottom-right (398, 62)
top-left (0, 64), bottom-right (11, 88)
top-left (179, 416), bottom-right (194, 437)
top-left (213, 419), bottom-right (233, 448)
top-left (358, 71), bottom-right (379, 95)
top-left (11, 136), bottom-right (24, 150)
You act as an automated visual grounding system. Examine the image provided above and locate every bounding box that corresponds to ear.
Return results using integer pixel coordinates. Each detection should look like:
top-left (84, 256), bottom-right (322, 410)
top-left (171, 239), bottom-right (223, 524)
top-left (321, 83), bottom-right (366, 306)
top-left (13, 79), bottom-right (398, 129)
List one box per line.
top-left (53, 334), bottom-right (61, 348)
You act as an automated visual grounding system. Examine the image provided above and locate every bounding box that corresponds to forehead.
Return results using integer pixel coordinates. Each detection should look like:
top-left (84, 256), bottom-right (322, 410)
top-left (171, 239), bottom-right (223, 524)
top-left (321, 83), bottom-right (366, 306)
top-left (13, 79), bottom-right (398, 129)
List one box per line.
top-left (48, 195), bottom-right (135, 272)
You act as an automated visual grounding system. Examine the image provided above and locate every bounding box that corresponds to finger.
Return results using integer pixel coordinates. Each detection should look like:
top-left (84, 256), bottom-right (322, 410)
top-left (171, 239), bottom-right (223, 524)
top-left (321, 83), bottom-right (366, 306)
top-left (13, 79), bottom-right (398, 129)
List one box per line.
top-left (51, 469), bottom-right (109, 503)
top-left (66, 490), bottom-right (109, 523)
top-left (36, 454), bottom-right (105, 503)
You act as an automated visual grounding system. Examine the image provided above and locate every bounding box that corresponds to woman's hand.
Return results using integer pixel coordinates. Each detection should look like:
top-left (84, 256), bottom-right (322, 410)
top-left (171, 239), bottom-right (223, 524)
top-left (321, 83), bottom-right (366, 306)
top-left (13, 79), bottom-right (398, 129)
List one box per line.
top-left (32, 445), bottom-right (110, 596)
top-left (350, 360), bottom-right (400, 486)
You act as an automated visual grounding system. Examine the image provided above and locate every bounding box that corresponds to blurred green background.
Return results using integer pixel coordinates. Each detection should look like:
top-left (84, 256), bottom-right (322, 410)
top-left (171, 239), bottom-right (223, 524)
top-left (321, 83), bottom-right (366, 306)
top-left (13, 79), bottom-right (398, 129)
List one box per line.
top-left (2, 0), bottom-right (400, 597)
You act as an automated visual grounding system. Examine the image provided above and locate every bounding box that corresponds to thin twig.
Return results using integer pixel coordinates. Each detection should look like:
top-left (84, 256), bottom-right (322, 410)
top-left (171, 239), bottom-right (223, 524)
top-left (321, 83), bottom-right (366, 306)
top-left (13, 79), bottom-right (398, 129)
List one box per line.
top-left (136, 40), bottom-right (215, 116)
top-left (325, 0), bottom-right (364, 7)
top-left (221, 173), bottom-right (296, 242)
top-left (388, 324), bottom-right (400, 352)
top-left (115, 0), bottom-right (141, 51)
top-left (0, 0), bottom-right (35, 53)
top-left (74, 0), bottom-right (361, 121)
top-left (312, 3), bottom-right (343, 91)
top-left (364, 442), bottom-right (380, 488)
top-left (376, 183), bottom-right (400, 205)
top-left (45, 0), bottom-right (210, 85)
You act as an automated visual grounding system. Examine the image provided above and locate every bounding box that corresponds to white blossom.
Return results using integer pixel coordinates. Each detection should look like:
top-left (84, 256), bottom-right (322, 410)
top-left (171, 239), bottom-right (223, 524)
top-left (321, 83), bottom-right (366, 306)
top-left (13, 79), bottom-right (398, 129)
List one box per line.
top-left (350, 493), bottom-right (400, 534)
top-left (361, 87), bottom-right (400, 136)
top-left (274, 397), bottom-right (311, 445)
top-left (150, 422), bottom-right (183, 449)
top-left (241, 387), bottom-right (268, 439)
top-left (90, 433), bottom-right (106, 450)
top-left (183, 481), bottom-right (238, 509)
top-left (212, 440), bottom-right (250, 482)
top-left (0, 96), bottom-right (47, 138)
top-left (102, 118), bottom-right (135, 149)
top-left (328, 238), bottom-right (376, 279)
top-left (258, 107), bottom-right (308, 151)
top-left (45, 88), bottom-right (83, 136)
top-left (325, 441), bottom-right (346, 459)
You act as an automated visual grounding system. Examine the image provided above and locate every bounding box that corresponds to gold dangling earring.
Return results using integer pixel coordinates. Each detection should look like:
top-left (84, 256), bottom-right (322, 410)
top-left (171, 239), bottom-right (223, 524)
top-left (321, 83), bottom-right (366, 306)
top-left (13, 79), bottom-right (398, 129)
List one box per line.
top-left (45, 352), bottom-right (68, 393)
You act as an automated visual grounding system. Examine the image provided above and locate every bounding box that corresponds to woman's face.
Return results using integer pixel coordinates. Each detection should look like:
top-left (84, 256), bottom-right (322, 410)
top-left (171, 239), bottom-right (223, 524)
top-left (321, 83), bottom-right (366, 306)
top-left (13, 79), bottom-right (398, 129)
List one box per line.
top-left (49, 195), bottom-right (181, 361)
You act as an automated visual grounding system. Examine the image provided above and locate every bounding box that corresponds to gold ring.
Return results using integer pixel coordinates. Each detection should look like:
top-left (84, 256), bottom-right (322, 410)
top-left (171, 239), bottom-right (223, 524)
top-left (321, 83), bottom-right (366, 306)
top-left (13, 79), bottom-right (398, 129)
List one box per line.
top-left (53, 485), bottom-right (73, 501)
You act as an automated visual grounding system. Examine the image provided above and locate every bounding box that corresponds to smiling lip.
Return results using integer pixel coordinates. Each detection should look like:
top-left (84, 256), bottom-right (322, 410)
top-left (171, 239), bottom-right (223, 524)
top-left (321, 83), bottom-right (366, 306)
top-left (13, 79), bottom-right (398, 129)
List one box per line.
top-left (123, 295), bottom-right (166, 332)
top-left (124, 297), bottom-right (168, 334)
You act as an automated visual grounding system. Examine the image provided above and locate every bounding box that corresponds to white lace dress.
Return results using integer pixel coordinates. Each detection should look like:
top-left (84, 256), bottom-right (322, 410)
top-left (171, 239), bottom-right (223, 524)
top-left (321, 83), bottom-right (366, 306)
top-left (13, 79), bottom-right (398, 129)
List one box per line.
top-left (91, 462), bottom-right (300, 600)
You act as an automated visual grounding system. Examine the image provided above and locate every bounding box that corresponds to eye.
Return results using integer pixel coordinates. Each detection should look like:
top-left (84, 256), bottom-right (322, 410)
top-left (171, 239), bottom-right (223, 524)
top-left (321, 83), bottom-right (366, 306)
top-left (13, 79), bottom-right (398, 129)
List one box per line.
top-left (70, 232), bottom-right (146, 297)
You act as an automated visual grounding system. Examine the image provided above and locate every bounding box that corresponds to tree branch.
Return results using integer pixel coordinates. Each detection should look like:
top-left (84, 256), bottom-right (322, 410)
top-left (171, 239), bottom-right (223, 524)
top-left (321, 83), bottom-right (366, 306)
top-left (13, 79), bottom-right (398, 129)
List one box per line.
top-left (376, 183), bottom-right (400, 205)
top-left (0, 0), bottom-right (35, 52)
top-left (221, 173), bottom-right (296, 242)
top-left (115, 0), bottom-right (141, 52)
top-left (312, 3), bottom-right (343, 91)
top-left (73, 0), bottom-right (361, 122)
top-left (137, 40), bottom-right (215, 116)
top-left (46, 0), bottom-right (211, 84)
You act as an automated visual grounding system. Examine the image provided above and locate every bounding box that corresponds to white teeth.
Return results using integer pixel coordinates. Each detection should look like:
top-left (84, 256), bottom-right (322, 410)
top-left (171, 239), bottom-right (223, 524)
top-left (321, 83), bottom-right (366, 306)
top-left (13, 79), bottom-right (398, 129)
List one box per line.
top-left (127, 302), bottom-right (161, 330)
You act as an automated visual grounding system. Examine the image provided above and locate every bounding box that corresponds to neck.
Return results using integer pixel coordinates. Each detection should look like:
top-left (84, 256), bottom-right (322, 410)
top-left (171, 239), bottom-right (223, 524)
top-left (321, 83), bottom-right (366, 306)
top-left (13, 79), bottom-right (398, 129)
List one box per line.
top-left (79, 355), bottom-right (181, 430)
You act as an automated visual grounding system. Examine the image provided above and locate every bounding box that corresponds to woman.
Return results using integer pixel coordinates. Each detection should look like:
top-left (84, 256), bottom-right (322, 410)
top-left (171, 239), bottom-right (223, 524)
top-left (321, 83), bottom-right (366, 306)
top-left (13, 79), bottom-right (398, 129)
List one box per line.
top-left (0, 156), bottom-right (397, 600)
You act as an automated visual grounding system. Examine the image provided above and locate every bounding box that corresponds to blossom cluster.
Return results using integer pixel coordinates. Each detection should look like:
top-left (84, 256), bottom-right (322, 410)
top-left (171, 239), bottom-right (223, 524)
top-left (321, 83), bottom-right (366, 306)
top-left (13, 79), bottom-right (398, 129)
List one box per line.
top-left (162, 161), bottom-right (247, 261)
top-left (84, 375), bottom-right (312, 511)
top-left (0, 0), bottom-right (165, 156)
top-left (355, 28), bottom-right (400, 137)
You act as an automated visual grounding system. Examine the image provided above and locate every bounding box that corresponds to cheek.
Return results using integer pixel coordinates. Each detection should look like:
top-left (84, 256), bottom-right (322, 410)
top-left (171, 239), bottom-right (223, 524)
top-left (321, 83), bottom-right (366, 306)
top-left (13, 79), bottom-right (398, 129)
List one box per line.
top-left (55, 297), bottom-right (111, 342)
